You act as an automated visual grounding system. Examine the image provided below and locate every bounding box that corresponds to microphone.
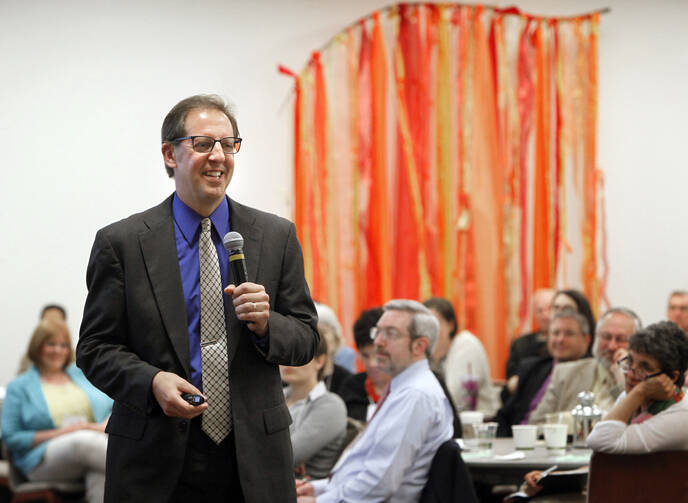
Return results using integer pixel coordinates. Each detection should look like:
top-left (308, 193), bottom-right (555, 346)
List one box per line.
top-left (223, 231), bottom-right (248, 285)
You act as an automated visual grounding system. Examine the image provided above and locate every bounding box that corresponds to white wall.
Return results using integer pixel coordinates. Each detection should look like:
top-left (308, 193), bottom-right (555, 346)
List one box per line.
top-left (1, 0), bottom-right (686, 386)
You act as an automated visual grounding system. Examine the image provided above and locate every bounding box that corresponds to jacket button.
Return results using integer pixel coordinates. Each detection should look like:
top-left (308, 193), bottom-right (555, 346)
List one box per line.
top-left (178, 420), bottom-right (188, 432)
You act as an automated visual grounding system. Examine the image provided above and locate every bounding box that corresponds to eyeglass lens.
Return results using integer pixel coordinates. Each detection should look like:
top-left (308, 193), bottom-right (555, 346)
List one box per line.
top-left (193, 136), bottom-right (241, 154)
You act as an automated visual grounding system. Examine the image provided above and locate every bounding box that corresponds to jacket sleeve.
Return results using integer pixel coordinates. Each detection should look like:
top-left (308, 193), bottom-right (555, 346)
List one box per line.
top-left (1, 380), bottom-right (41, 455)
top-left (76, 229), bottom-right (160, 415)
top-left (262, 222), bottom-right (319, 367)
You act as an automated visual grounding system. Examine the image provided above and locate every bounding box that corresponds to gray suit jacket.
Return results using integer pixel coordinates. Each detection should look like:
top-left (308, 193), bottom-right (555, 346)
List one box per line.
top-left (529, 358), bottom-right (623, 425)
top-left (76, 195), bottom-right (318, 503)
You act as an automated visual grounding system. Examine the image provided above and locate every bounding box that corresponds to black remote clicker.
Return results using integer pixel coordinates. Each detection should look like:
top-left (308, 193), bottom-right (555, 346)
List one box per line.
top-left (181, 393), bottom-right (205, 406)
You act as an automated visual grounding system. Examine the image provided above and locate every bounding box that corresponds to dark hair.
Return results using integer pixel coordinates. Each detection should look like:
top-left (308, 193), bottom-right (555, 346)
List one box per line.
top-left (161, 94), bottom-right (239, 178)
top-left (554, 289), bottom-right (596, 356)
top-left (423, 297), bottom-right (458, 339)
top-left (629, 321), bottom-right (688, 385)
top-left (316, 333), bottom-right (329, 381)
top-left (40, 304), bottom-right (67, 320)
top-left (353, 307), bottom-right (384, 350)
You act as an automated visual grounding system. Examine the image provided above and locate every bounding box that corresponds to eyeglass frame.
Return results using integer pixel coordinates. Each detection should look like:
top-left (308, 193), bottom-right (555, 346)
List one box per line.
top-left (370, 326), bottom-right (410, 342)
top-left (616, 355), bottom-right (663, 381)
top-left (170, 135), bottom-right (242, 154)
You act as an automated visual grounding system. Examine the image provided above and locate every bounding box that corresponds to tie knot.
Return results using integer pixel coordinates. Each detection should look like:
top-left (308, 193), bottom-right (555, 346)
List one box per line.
top-left (201, 218), bottom-right (212, 233)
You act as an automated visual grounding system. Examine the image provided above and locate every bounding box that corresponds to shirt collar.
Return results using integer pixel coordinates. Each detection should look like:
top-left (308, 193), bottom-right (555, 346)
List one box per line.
top-left (309, 381), bottom-right (327, 401)
top-left (390, 358), bottom-right (430, 392)
top-left (172, 194), bottom-right (230, 243)
top-left (284, 381), bottom-right (328, 405)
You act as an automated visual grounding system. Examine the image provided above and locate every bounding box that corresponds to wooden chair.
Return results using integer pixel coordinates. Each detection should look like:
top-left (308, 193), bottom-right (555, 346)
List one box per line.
top-left (587, 450), bottom-right (688, 503)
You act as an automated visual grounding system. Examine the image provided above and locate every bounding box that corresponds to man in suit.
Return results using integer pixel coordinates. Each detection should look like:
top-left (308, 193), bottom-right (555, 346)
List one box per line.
top-left (76, 94), bottom-right (319, 502)
top-left (496, 308), bottom-right (591, 436)
top-left (528, 307), bottom-right (640, 425)
top-left (503, 289), bottom-right (555, 396)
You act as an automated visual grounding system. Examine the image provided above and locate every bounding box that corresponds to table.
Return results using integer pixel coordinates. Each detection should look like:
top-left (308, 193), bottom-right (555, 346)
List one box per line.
top-left (462, 437), bottom-right (592, 487)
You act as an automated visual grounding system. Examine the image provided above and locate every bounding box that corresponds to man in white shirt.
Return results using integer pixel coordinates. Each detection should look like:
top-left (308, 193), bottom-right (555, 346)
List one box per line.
top-left (296, 299), bottom-right (454, 503)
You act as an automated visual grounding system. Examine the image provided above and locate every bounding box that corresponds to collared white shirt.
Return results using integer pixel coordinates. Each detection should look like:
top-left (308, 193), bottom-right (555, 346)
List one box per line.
top-left (311, 359), bottom-right (453, 503)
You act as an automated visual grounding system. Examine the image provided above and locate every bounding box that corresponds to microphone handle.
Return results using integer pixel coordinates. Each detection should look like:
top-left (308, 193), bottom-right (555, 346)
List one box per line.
top-left (229, 249), bottom-right (248, 285)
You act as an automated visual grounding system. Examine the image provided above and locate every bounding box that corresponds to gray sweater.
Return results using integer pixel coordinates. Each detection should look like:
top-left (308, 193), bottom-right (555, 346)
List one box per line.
top-left (287, 381), bottom-right (347, 478)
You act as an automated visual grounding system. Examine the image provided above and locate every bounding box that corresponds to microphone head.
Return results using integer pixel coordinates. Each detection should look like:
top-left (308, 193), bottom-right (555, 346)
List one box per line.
top-left (223, 231), bottom-right (244, 252)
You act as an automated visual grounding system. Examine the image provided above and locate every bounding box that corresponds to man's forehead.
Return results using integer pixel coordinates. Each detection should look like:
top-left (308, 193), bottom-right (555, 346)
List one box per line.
top-left (551, 317), bottom-right (582, 332)
top-left (378, 309), bottom-right (412, 327)
top-left (669, 294), bottom-right (688, 306)
top-left (184, 107), bottom-right (232, 130)
top-left (599, 313), bottom-right (635, 335)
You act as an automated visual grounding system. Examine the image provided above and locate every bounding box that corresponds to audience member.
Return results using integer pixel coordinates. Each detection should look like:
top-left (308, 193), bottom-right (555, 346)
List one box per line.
top-left (666, 290), bottom-right (688, 333)
top-left (504, 289), bottom-right (555, 394)
top-left (529, 307), bottom-right (641, 426)
top-left (337, 307), bottom-right (388, 422)
top-left (424, 297), bottom-right (499, 416)
top-left (315, 303), bottom-right (354, 393)
top-left (282, 336), bottom-right (347, 479)
top-left (551, 289), bottom-right (596, 353)
top-left (295, 300), bottom-right (453, 502)
top-left (496, 308), bottom-right (592, 436)
top-left (2, 319), bottom-right (112, 503)
top-left (519, 320), bottom-right (688, 501)
top-left (40, 304), bottom-right (67, 321)
top-left (587, 321), bottom-right (688, 452)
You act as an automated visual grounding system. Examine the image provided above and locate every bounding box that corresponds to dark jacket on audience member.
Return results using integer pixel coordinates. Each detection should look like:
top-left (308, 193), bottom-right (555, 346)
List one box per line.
top-left (505, 332), bottom-right (548, 378)
top-left (325, 363), bottom-right (353, 398)
top-left (496, 355), bottom-right (553, 437)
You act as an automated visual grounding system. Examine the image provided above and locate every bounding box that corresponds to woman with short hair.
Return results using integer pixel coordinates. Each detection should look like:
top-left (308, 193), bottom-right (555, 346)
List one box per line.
top-left (281, 336), bottom-right (347, 479)
top-left (587, 320), bottom-right (688, 452)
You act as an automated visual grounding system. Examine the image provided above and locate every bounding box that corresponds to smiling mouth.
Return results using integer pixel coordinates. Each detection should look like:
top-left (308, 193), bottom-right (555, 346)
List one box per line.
top-left (203, 170), bottom-right (223, 178)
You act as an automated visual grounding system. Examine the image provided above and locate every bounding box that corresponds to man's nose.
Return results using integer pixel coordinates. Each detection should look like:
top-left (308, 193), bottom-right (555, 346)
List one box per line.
top-left (208, 141), bottom-right (226, 159)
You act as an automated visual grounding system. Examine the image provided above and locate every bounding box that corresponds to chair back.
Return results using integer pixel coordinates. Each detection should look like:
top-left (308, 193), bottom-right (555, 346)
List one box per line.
top-left (587, 450), bottom-right (688, 503)
top-left (419, 439), bottom-right (478, 503)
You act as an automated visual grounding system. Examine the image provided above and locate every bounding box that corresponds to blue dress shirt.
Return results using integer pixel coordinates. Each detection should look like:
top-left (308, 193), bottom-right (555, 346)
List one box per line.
top-left (172, 194), bottom-right (232, 391)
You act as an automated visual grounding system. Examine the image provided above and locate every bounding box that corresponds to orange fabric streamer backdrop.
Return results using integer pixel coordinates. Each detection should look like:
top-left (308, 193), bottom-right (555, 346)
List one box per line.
top-left (283, 4), bottom-right (604, 377)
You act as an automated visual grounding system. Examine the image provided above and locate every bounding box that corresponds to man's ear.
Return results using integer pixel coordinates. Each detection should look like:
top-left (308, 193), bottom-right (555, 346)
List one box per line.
top-left (413, 337), bottom-right (429, 357)
top-left (161, 142), bottom-right (177, 171)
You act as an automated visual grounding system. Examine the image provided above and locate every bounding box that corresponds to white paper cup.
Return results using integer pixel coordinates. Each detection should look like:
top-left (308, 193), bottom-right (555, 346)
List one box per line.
top-left (543, 423), bottom-right (568, 449)
top-left (512, 425), bottom-right (537, 450)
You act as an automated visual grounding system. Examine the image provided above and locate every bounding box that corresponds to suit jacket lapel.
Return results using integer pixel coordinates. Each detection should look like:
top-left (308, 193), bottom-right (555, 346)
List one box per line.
top-left (227, 197), bottom-right (263, 364)
top-left (139, 198), bottom-right (191, 378)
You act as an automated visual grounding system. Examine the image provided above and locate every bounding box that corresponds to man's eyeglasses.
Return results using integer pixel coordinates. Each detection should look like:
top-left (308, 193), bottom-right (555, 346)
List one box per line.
top-left (171, 136), bottom-right (242, 154)
top-left (617, 356), bottom-right (663, 381)
top-left (370, 327), bottom-right (408, 341)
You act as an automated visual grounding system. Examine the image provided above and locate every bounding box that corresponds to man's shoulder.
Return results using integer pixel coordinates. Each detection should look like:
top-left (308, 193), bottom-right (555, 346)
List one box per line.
top-left (512, 331), bottom-right (539, 349)
top-left (397, 362), bottom-right (445, 399)
top-left (553, 357), bottom-right (596, 377)
top-left (96, 195), bottom-right (173, 239)
top-left (229, 198), bottom-right (294, 230)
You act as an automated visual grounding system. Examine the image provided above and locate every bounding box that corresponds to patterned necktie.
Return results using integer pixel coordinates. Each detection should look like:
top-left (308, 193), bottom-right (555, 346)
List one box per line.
top-left (199, 218), bottom-right (232, 444)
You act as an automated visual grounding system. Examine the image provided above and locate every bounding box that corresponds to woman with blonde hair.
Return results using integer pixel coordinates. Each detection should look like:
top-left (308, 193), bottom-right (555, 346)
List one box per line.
top-left (2, 318), bottom-right (112, 503)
